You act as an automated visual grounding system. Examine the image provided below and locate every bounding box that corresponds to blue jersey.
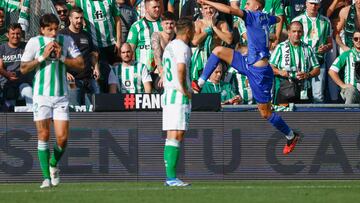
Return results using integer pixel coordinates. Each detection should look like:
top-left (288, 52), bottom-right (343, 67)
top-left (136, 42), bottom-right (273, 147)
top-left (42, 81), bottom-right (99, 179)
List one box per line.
top-left (243, 10), bottom-right (277, 65)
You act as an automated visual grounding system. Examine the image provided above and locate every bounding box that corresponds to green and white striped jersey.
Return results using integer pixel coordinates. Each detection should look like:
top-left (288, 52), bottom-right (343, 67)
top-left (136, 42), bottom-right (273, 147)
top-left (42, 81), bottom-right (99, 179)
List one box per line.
top-left (292, 13), bottom-right (332, 62)
top-left (201, 80), bottom-right (237, 103)
top-left (0, 0), bottom-right (20, 12)
top-left (270, 40), bottom-right (320, 77)
top-left (75, 0), bottom-right (120, 48)
top-left (108, 61), bottom-right (152, 93)
top-left (126, 18), bottom-right (162, 71)
top-left (162, 39), bottom-right (191, 105)
top-left (270, 40), bottom-right (319, 102)
top-left (0, 0), bottom-right (20, 29)
top-left (18, 0), bottom-right (30, 32)
top-left (21, 35), bottom-right (81, 97)
top-left (330, 48), bottom-right (360, 86)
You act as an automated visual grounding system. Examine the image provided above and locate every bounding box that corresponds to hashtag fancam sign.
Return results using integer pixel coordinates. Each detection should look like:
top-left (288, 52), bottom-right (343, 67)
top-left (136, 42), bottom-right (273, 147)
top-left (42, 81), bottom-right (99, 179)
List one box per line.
top-left (92, 93), bottom-right (220, 112)
top-left (123, 94), bottom-right (162, 110)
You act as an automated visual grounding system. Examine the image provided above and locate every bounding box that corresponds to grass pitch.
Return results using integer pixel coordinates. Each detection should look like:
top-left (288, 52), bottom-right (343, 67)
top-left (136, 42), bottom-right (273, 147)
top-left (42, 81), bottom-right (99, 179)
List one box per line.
top-left (0, 180), bottom-right (359, 203)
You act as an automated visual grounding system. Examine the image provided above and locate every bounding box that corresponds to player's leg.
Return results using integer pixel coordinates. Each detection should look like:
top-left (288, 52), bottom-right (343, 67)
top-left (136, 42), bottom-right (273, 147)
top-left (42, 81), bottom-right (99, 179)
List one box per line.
top-left (163, 104), bottom-right (191, 186)
top-left (248, 65), bottom-right (299, 155)
top-left (257, 103), bottom-right (299, 155)
top-left (164, 130), bottom-right (183, 180)
top-left (49, 96), bottom-right (70, 186)
top-left (33, 96), bottom-right (53, 188)
top-left (36, 119), bottom-right (52, 188)
top-left (197, 46), bottom-right (235, 88)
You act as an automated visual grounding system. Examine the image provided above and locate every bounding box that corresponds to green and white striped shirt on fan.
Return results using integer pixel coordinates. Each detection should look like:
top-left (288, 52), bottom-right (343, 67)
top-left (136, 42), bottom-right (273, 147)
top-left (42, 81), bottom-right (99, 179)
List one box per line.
top-left (21, 35), bottom-right (81, 97)
top-left (108, 62), bottom-right (152, 93)
top-left (270, 41), bottom-right (319, 77)
top-left (0, 0), bottom-right (20, 12)
top-left (127, 18), bottom-right (162, 72)
top-left (330, 48), bottom-right (360, 86)
top-left (75, 0), bottom-right (120, 48)
top-left (292, 13), bottom-right (332, 62)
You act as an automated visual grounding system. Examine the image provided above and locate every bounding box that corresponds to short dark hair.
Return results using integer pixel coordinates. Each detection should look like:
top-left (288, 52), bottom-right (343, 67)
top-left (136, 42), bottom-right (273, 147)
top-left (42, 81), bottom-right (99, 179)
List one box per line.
top-left (7, 23), bottom-right (22, 32)
top-left (161, 11), bottom-right (176, 21)
top-left (69, 7), bottom-right (84, 16)
top-left (255, 0), bottom-right (265, 9)
top-left (0, 7), bottom-right (4, 13)
top-left (353, 29), bottom-right (360, 36)
top-left (55, 1), bottom-right (67, 8)
top-left (287, 21), bottom-right (303, 31)
top-left (40, 13), bottom-right (60, 28)
top-left (175, 17), bottom-right (194, 34)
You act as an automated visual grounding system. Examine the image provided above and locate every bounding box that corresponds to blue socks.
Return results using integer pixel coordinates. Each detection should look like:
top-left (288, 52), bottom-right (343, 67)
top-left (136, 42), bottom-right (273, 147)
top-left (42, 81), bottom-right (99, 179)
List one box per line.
top-left (268, 112), bottom-right (293, 138)
top-left (199, 53), bottom-right (220, 84)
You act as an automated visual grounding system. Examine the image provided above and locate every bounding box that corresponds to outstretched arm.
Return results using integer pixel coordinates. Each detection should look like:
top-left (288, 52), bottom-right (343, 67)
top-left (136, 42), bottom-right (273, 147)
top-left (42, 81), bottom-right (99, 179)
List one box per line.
top-left (198, 0), bottom-right (245, 18)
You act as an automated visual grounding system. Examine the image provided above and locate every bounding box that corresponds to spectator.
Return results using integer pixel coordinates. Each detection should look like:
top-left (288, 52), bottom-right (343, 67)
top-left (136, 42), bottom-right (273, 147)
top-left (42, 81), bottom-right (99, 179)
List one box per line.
top-left (167, 0), bottom-right (200, 20)
top-left (117, 0), bottom-right (138, 43)
top-left (0, 23), bottom-right (32, 111)
top-left (329, 30), bottom-right (360, 104)
top-left (59, 7), bottom-right (100, 106)
top-left (134, 0), bottom-right (163, 19)
top-left (127, 0), bottom-right (162, 80)
top-left (55, 1), bottom-right (70, 30)
top-left (225, 67), bottom-right (253, 104)
top-left (0, 8), bottom-right (7, 44)
top-left (293, 0), bottom-right (333, 103)
top-left (0, 0), bottom-right (21, 30)
top-left (191, 2), bottom-right (232, 81)
top-left (151, 11), bottom-right (176, 92)
top-left (74, 0), bottom-right (122, 93)
top-left (335, 0), bottom-right (360, 52)
top-left (283, 0), bottom-right (306, 26)
top-left (200, 62), bottom-right (241, 105)
top-left (108, 43), bottom-right (152, 93)
top-left (270, 21), bottom-right (320, 104)
top-left (325, 0), bottom-right (351, 102)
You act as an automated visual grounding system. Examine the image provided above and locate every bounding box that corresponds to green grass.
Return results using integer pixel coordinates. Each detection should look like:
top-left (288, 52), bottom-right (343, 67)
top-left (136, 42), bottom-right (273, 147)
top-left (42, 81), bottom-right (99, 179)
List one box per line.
top-left (0, 180), bottom-right (359, 203)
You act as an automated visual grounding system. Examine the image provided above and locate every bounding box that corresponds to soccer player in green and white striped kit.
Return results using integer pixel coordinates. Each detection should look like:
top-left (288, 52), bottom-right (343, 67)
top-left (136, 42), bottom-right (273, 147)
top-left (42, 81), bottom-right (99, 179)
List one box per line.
top-left (162, 17), bottom-right (194, 187)
top-left (20, 13), bottom-right (84, 188)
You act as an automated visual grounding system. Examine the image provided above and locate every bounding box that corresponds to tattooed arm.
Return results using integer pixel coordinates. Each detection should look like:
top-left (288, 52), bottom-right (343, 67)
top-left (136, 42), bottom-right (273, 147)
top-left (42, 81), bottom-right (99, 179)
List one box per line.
top-left (151, 32), bottom-right (164, 74)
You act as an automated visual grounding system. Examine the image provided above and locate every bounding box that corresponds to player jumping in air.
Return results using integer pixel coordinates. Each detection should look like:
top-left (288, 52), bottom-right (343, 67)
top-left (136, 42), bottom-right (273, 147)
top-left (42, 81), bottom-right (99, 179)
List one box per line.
top-left (193, 0), bottom-right (300, 155)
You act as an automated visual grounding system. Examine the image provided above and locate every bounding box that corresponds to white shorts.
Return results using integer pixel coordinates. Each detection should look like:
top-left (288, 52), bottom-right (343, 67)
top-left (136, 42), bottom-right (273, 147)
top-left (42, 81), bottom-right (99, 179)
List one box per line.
top-left (162, 104), bottom-right (191, 131)
top-left (33, 95), bottom-right (69, 121)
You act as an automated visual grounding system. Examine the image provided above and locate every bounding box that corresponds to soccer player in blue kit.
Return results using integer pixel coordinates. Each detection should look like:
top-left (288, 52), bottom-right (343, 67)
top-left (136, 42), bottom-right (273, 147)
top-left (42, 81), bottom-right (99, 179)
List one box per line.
top-left (194, 0), bottom-right (300, 155)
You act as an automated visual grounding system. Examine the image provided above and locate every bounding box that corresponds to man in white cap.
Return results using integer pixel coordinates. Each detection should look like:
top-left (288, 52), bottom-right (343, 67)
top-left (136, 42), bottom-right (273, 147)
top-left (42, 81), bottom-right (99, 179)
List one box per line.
top-left (292, 0), bottom-right (333, 103)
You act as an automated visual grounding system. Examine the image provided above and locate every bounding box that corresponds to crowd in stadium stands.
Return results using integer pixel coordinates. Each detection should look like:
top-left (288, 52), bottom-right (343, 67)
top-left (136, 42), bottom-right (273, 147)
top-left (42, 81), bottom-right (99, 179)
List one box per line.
top-left (0, 0), bottom-right (360, 112)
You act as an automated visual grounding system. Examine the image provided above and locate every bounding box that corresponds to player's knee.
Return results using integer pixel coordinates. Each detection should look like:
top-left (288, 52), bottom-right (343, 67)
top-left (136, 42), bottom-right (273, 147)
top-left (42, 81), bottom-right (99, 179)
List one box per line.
top-left (259, 110), bottom-right (272, 120)
top-left (37, 129), bottom-right (50, 140)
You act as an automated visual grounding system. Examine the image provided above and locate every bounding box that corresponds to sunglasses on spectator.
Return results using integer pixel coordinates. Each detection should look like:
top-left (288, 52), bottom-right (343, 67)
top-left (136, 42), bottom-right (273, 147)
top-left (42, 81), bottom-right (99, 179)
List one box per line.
top-left (353, 37), bottom-right (360, 42)
top-left (57, 10), bottom-right (67, 14)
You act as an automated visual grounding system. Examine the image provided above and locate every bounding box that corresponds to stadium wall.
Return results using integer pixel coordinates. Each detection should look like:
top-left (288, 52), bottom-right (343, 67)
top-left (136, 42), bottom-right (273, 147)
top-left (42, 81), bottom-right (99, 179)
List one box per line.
top-left (0, 112), bottom-right (360, 183)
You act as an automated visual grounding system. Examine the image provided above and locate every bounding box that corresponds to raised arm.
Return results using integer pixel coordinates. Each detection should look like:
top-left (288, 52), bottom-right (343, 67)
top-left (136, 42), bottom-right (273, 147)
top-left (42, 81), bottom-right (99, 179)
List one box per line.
top-left (198, 0), bottom-right (245, 18)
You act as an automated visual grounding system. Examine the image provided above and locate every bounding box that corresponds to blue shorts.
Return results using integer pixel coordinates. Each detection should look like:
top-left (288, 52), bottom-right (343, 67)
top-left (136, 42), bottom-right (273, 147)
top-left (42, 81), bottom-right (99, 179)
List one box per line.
top-left (231, 51), bottom-right (273, 103)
